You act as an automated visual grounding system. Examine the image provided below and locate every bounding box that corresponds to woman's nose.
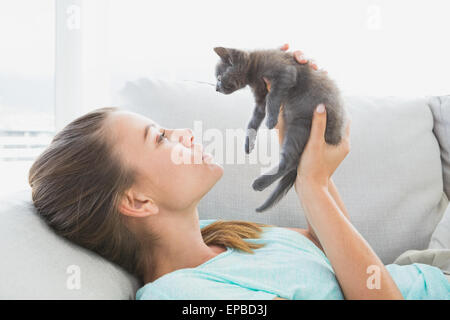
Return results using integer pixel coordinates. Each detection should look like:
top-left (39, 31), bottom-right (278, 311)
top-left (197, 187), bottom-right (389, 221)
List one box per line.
top-left (171, 128), bottom-right (194, 147)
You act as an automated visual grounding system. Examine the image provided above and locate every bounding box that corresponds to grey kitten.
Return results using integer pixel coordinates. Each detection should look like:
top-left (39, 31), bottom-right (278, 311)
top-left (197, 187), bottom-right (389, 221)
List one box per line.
top-left (214, 46), bottom-right (348, 212)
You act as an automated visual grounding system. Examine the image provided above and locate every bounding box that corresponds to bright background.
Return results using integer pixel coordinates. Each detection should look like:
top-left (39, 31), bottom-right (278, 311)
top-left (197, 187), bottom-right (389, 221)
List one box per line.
top-left (1, 0), bottom-right (449, 195)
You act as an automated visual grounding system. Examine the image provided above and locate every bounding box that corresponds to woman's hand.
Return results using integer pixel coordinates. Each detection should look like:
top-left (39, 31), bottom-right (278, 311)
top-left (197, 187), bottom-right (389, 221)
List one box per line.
top-left (295, 105), bottom-right (351, 193)
top-left (279, 43), bottom-right (326, 72)
top-left (271, 44), bottom-right (350, 189)
top-left (295, 112), bottom-right (402, 299)
top-left (268, 44), bottom-right (325, 92)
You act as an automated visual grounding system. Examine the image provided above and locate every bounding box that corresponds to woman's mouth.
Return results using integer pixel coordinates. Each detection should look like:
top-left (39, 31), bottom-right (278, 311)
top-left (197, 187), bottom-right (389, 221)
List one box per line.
top-left (202, 151), bottom-right (214, 164)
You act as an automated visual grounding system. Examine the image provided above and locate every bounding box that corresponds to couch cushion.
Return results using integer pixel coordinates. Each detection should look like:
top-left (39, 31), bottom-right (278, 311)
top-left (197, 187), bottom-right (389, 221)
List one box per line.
top-left (120, 78), bottom-right (448, 264)
top-left (429, 199), bottom-right (450, 249)
top-left (428, 96), bottom-right (450, 202)
top-left (0, 188), bottom-right (140, 299)
top-left (428, 95), bottom-right (450, 249)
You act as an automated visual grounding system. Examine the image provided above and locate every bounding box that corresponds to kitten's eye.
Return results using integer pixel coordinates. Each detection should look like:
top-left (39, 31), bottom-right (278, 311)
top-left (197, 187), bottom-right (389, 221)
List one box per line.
top-left (217, 75), bottom-right (222, 81)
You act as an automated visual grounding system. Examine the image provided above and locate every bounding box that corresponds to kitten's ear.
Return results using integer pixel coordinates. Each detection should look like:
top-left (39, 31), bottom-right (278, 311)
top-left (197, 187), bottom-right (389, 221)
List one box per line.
top-left (214, 47), bottom-right (233, 65)
top-left (214, 47), bottom-right (248, 66)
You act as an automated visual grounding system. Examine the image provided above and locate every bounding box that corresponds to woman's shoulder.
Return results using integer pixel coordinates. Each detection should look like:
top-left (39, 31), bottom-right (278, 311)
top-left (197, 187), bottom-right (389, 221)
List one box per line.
top-left (385, 263), bottom-right (450, 299)
top-left (136, 269), bottom-right (203, 299)
top-left (199, 219), bottom-right (218, 229)
top-left (200, 218), bottom-right (325, 259)
top-left (136, 268), bottom-right (278, 300)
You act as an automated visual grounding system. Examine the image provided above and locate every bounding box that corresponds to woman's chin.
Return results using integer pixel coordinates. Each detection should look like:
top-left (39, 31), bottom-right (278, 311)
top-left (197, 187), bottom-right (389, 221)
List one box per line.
top-left (202, 153), bottom-right (223, 172)
top-left (215, 163), bottom-right (224, 177)
top-left (207, 160), bottom-right (224, 177)
top-left (198, 163), bottom-right (223, 198)
top-left (205, 158), bottom-right (224, 180)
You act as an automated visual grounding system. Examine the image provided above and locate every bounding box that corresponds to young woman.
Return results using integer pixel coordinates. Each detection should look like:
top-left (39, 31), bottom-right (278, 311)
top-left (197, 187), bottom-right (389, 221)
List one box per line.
top-left (28, 46), bottom-right (450, 300)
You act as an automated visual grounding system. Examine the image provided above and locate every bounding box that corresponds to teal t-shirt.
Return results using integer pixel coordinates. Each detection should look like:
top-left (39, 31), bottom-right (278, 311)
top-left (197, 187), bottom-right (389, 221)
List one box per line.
top-left (136, 219), bottom-right (450, 300)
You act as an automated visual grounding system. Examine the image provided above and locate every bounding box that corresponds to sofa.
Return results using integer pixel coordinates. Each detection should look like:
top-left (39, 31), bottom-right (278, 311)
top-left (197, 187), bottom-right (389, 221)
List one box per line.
top-left (1, 78), bottom-right (449, 299)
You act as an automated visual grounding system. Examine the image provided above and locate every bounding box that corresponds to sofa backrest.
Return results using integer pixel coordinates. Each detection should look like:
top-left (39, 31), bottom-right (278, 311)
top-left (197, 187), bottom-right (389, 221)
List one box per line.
top-left (120, 79), bottom-right (449, 264)
top-left (1, 79), bottom-right (448, 299)
top-left (428, 96), bottom-right (450, 201)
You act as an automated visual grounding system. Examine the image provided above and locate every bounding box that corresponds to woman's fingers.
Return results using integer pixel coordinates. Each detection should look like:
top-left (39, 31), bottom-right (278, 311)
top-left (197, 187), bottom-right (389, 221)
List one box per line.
top-left (279, 44), bottom-right (307, 64)
top-left (346, 118), bottom-right (352, 137)
top-left (294, 51), bottom-right (308, 64)
top-left (280, 44), bottom-right (327, 71)
top-left (293, 51), bottom-right (325, 73)
top-left (274, 105), bottom-right (285, 145)
top-left (344, 118), bottom-right (352, 148)
top-left (263, 77), bottom-right (271, 91)
top-left (309, 104), bottom-right (327, 144)
top-left (279, 43), bottom-right (289, 51)
top-left (310, 59), bottom-right (319, 70)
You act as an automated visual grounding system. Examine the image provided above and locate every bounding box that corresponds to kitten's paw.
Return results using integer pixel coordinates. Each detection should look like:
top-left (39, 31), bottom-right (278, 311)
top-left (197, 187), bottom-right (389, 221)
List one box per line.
top-left (245, 128), bottom-right (257, 154)
top-left (245, 135), bottom-right (256, 154)
top-left (245, 138), bottom-right (251, 154)
top-left (266, 116), bottom-right (278, 130)
top-left (252, 175), bottom-right (273, 191)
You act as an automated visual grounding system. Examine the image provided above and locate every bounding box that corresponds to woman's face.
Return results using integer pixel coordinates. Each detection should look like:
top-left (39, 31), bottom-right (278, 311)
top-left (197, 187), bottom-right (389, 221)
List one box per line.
top-left (107, 110), bottom-right (224, 211)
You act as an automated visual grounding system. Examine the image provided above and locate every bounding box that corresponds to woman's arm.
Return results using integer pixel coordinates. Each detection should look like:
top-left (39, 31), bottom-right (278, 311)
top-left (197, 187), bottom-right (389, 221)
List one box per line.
top-left (294, 105), bottom-right (403, 300)
top-left (275, 107), bottom-right (348, 245)
top-left (274, 46), bottom-right (347, 245)
top-left (273, 45), bottom-right (400, 299)
top-left (298, 180), bottom-right (402, 299)
top-left (327, 177), bottom-right (350, 220)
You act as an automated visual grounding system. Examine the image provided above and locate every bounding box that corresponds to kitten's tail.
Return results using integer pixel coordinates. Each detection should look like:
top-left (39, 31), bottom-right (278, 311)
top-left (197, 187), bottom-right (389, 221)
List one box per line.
top-left (255, 170), bottom-right (297, 213)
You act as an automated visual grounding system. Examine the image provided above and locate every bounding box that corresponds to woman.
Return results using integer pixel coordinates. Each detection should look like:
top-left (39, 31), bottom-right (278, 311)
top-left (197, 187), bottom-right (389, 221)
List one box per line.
top-left (28, 46), bottom-right (450, 300)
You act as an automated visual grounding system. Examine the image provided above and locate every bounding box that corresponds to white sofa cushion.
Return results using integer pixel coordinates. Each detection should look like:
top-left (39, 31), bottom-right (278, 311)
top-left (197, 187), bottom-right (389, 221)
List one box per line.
top-left (120, 79), bottom-right (448, 264)
top-left (428, 95), bottom-right (450, 249)
top-left (0, 188), bottom-right (140, 299)
top-left (428, 96), bottom-right (450, 202)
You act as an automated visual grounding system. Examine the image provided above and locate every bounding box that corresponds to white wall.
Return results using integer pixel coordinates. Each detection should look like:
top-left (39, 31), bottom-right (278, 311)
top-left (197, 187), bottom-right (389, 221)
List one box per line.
top-left (54, 0), bottom-right (450, 128)
top-left (1, 0), bottom-right (449, 195)
top-left (55, 0), bottom-right (111, 131)
top-left (106, 0), bottom-right (450, 97)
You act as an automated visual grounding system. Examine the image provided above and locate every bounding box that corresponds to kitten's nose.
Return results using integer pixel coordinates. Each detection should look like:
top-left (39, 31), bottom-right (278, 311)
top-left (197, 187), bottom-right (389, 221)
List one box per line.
top-left (216, 85), bottom-right (220, 92)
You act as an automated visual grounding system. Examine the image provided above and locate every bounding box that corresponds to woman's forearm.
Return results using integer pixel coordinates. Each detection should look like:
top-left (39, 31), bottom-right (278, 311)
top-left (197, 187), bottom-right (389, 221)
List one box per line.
top-left (327, 178), bottom-right (350, 220)
top-left (297, 180), bottom-right (403, 300)
top-left (305, 178), bottom-right (349, 246)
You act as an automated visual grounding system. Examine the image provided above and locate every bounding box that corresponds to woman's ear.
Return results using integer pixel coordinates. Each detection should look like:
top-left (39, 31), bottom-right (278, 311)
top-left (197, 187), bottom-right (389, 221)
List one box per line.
top-left (118, 190), bottom-right (159, 218)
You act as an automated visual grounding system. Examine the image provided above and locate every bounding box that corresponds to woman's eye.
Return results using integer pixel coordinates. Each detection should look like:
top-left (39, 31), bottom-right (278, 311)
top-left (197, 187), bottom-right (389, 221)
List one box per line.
top-left (157, 130), bottom-right (167, 144)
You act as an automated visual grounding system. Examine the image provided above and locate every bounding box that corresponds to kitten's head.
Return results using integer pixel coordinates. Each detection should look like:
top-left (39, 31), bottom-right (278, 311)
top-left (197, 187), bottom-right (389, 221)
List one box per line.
top-left (213, 47), bottom-right (249, 94)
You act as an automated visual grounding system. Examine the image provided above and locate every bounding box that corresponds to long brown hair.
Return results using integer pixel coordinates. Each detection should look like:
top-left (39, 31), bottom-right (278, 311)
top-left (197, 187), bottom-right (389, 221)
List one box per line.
top-left (28, 107), bottom-right (270, 283)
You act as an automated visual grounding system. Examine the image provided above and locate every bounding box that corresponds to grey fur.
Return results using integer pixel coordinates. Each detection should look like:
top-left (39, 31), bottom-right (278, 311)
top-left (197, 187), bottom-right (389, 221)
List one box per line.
top-left (214, 47), bottom-right (348, 212)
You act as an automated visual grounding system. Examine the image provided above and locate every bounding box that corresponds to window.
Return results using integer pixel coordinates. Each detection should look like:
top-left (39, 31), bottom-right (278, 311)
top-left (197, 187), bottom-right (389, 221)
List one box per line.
top-left (0, 0), bottom-right (55, 195)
